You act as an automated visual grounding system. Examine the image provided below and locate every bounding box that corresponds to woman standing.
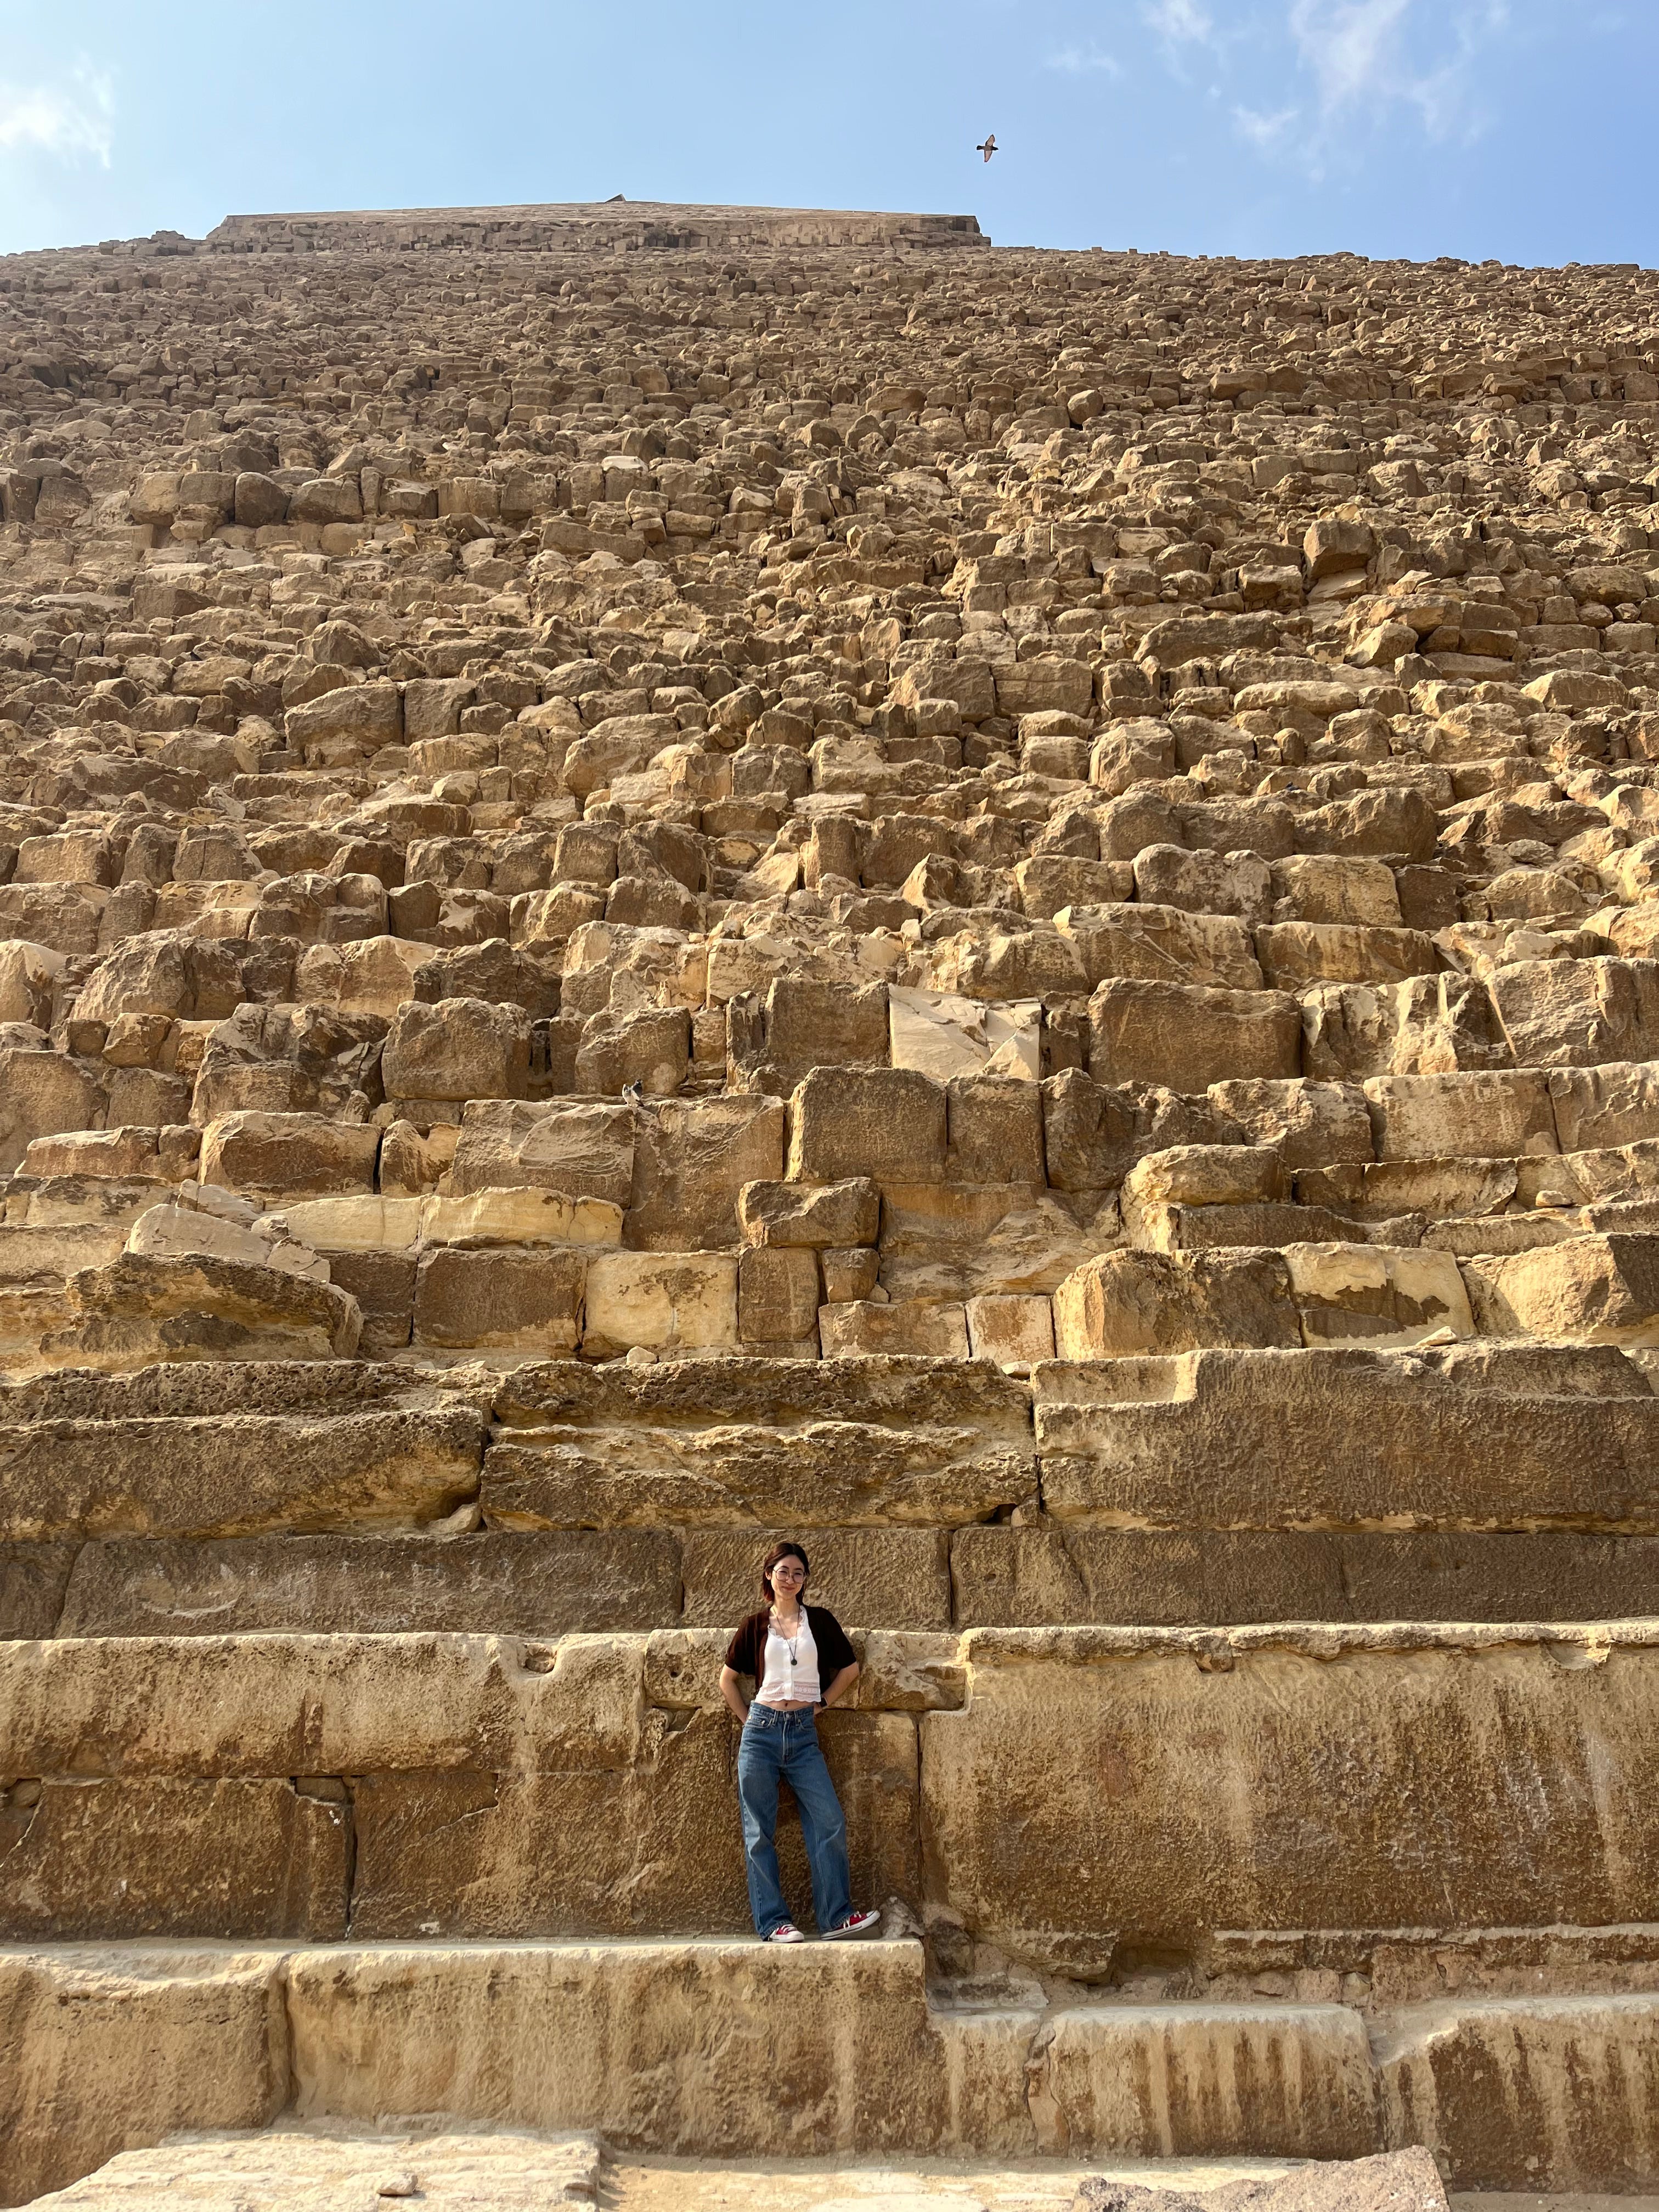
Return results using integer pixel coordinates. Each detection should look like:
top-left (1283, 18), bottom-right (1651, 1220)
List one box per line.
top-left (719, 1540), bottom-right (883, 1945)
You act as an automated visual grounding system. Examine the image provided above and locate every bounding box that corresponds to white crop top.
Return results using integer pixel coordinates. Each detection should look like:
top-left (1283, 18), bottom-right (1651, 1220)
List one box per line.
top-left (756, 1610), bottom-right (820, 1706)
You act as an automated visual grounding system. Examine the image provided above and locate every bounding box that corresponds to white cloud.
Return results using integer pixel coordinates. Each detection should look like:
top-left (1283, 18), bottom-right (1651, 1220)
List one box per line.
top-left (0, 64), bottom-right (115, 166)
top-left (1285, 0), bottom-right (1508, 138)
top-left (1234, 103), bottom-right (1300, 147)
top-left (1142, 0), bottom-right (1215, 42)
top-left (1046, 41), bottom-right (1124, 74)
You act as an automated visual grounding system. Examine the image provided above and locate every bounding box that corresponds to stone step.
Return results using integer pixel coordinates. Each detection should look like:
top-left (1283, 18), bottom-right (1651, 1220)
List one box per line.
top-left (10, 1344), bottom-right (1659, 1550)
top-left (10, 1525), bottom-right (1659, 1641)
top-left (4, 1624), bottom-right (1657, 1955)
top-left (5, 1940), bottom-right (1658, 2204)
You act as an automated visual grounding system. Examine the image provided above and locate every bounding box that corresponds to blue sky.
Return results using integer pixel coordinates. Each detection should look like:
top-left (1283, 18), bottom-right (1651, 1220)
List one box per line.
top-left (0, 0), bottom-right (1652, 266)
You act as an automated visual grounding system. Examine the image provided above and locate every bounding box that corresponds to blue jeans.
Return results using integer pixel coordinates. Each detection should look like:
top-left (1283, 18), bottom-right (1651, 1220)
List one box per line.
top-left (736, 1704), bottom-right (853, 1936)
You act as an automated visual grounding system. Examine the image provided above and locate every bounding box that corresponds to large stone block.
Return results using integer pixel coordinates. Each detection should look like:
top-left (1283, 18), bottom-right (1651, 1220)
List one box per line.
top-left (1052, 1249), bottom-right (1300, 1358)
top-left (37, 1252), bottom-right (364, 1374)
top-left (1034, 1344), bottom-right (1659, 1530)
top-left (54, 1530), bottom-right (681, 1637)
top-left (413, 1245), bottom-right (586, 1352)
top-left (1363, 1070), bottom-right (1558, 1160)
top-left (198, 1111), bottom-right (381, 1198)
top-left (1089, 979), bottom-right (1302, 1091)
top-left (382, 997), bottom-right (532, 1102)
top-left (1059, 902), bottom-right (1264, 991)
top-left (0, 1948), bottom-right (287, 2204)
top-left (0, 1405), bottom-right (484, 1541)
top-left (627, 1094), bottom-right (785, 1250)
top-left (582, 1251), bottom-right (738, 1356)
top-left (450, 1101), bottom-right (634, 1202)
top-left (483, 1357), bottom-right (1032, 1528)
top-left (788, 1068), bottom-right (947, 1185)
top-left (921, 1623), bottom-right (1659, 1973)
top-left (1463, 1233), bottom-right (1659, 1346)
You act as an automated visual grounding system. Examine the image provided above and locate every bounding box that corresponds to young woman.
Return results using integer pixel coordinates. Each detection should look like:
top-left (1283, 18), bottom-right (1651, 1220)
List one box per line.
top-left (719, 1540), bottom-right (883, 1945)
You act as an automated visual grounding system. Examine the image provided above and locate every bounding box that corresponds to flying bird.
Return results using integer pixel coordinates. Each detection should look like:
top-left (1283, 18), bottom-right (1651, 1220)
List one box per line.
top-left (977, 134), bottom-right (997, 163)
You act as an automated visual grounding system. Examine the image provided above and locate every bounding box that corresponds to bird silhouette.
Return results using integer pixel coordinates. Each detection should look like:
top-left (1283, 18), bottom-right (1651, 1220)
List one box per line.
top-left (623, 1080), bottom-right (645, 1104)
top-left (977, 134), bottom-right (997, 163)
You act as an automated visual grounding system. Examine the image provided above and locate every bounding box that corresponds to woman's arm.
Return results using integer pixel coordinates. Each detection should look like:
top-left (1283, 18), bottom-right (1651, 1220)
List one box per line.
top-left (818, 1661), bottom-right (859, 1711)
top-left (719, 1664), bottom-right (751, 1722)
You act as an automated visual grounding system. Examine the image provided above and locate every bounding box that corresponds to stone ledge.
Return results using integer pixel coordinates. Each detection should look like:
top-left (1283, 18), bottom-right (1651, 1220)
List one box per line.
top-left (5, 1942), bottom-right (1658, 2198)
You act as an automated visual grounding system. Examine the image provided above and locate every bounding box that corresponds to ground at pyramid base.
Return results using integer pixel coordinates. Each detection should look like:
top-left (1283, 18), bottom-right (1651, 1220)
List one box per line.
top-left (4, 199), bottom-right (1659, 2202)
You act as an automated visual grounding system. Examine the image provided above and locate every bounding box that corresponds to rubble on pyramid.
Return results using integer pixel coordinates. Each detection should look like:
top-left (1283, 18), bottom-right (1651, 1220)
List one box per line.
top-left (7, 204), bottom-right (1659, 2201)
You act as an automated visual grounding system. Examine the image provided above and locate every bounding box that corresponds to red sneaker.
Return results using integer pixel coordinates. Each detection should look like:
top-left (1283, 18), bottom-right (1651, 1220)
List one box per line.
top-left (820, 1909), bottom-right (881, 1940)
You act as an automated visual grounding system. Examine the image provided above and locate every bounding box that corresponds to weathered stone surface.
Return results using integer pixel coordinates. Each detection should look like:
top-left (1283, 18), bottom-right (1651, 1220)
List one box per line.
top-left (921, 1626), bottom-right (1659, 1972)
top-left (484, 1357), bottom-right (1033, 1527)
top-left (1034, 1345), bottom-right (1659, 1530)
top-left (0, 1406), bottom-right (484, 1540)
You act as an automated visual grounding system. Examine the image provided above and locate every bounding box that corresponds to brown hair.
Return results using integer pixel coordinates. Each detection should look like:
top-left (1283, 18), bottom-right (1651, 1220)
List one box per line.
top-left (760, 1539), bottom-right (809, 1602)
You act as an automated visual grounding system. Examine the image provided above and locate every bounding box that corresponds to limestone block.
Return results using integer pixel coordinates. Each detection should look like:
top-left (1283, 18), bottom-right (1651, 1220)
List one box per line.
top-left (266, 1194), bottom-right (427, 1251)
top-left (293, 935), bottom-right (432, 1018)
top-left (627, 1094), bottom-right (785, 1250)
top-left (737, 1178), bottom-right (879, 1249)
top-left (946, 1074), bottom-right (1046, 1184)
top-left (738, 1245), bottom-right (821, 1344)
top-left (1254, 922), bottom-right (1439, 990)
top-left (383, 996), bottom-right (531, 1102)
top-left (56, 1529), bottom-right (680, 1638)
top-left (1124, 1142), bottom-right (1285, 1213)
top-left (678, 1527), bottom-right (952, 1628)
top-left (0, 1949), bottom-right (287, 2205)
top-left (819, 1300), bottom-right (971, 1359)
top-left (1089, 979), bottom-right (1302, 1091)
top-left (1052, 1248), bottom-right (1300, 1358)
top-left (877, 1183), bottom-right (1098, 1300)
top-left (964, 1293), bottom-right (1055, 1368)
top-left (414, 1245), bottom-right (586, 1352)
top-left (920, 1624), bottom-right (1659, 1972)
top-left (1301, 975), bottom-right (1511, 1084)
top-left (0, 1046), bottom-right (102, 1173)
top-left (23, 1126), bottom-right (161, 1180)
top-left (1014, 854), bottom-right (1135, 919)
top-left (1463, 1234), bottom-right (1659, 1346)
top-left (888, 986), bottom-right (1041, 1082)
top-left (1488, 956), bottom-right (1659, 1069)
top-left (282, 1939), bottom-right (951, 2152)
top-left (1058, 901), bottom-right (1265, 991)
top-left (583, 1251), bottom-right (738, 1356)
top-left (1132, 844), bottom-right (1273, 926)
top-left (283, 681), bottom-right (400, 752)
top-left (0, 1775), bottom-right (351, 1939)
top-left (449, 1100), bottom-right (634, 1203)
top-left (1033, 2003), bottom-right (1380, 2161)
top-left (0, 1404), bottom-right (484, 1542)
top-left (1209, 1077), bottom-right (1375, 1169)
top-left (125, 1200), bottom-right (329, 1283)
top-left (34, 1251), bottom-right (360, 1374)
top-left (1363, 1071), bottom-right (1558, 1160)
top-left (199, 1111), bottom-right (381, 1197)
top-left (0, 937), bottom-right (65, 1027)
top-left (1034, 1344), bottom-right (1659, 1530)
top-left (574, 1006), bottom-right (690, 1096)
top-left (424, 1188), bottom-right (623, 1246)
top-left (1271, 854), bottom-right (1403, 927)
top-left (1379, 1995), bottom-right (1659, 2191)
top-left (1285, 1242), bottom-right (1474, 1347)
top-left (788, 1068), bottom-right (947, 1185)
top-left (483, 1356), bottom-right (1032, 1529)
top-left (1548, 1061), bottom-right (1659, 1152)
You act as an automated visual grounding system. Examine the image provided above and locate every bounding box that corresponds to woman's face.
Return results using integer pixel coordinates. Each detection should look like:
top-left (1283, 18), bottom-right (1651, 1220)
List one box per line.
top-left (769, 1554), bottom-right (807, 1602)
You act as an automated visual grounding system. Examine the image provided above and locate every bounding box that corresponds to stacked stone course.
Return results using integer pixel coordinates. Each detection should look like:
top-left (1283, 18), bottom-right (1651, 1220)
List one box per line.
top-left (4, 202), bottom-right (1659, 2200)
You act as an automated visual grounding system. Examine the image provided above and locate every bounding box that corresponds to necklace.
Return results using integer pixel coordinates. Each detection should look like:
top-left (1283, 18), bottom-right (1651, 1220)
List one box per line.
top-left (771, 1604), bottom-right (803, 1671)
